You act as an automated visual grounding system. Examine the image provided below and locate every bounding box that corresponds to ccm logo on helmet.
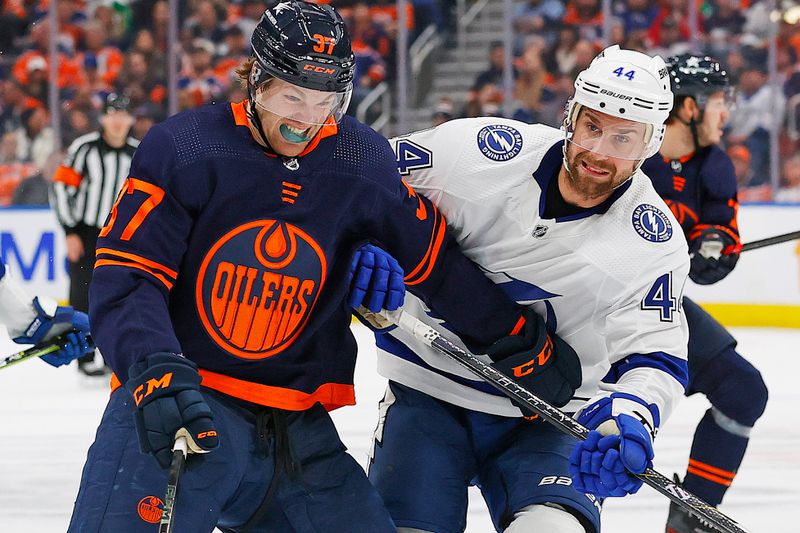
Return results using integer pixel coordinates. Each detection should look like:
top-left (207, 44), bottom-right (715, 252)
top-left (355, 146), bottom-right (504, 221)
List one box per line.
top-left (303, 64), bottom-right (337, 75)
top-left (599, 89), bottom-right (633, 101)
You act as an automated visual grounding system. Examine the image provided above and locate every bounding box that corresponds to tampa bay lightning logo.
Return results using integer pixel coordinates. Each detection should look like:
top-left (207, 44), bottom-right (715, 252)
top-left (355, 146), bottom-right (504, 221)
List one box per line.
top-left (632, 204), bottom-right (673, 243)
top-left (477, 124), bottom-right (523, 161)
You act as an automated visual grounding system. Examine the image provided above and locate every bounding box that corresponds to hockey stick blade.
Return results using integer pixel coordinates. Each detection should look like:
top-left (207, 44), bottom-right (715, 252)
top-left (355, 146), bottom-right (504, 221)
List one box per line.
top-left (379, 309), bottom-right (752, 533)
top-left (159, 436), bottom-right (188, 533)
top-left (0, 333), bottom-right (85, 371)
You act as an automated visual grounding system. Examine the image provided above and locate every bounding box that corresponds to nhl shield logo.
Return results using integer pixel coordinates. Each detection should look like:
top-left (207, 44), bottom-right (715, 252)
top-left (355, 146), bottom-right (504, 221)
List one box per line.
top-left (632, 204), bottom-right (673, 243)
top-left (196, 220), bottom-right (327, 359)
top-left (477, 124), bottom-right (523, 161)
top-left (531, 224), bottom-right (549, 238)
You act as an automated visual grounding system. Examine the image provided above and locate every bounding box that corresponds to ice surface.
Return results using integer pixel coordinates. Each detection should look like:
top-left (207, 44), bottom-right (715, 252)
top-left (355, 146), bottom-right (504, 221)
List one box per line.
top-left (0, 324), bottom-right (797, 532)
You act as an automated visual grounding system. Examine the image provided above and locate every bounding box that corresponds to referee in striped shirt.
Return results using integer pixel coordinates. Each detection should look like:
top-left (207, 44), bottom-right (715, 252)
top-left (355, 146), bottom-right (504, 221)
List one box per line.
top-left (51, 93), bottom-right (139, 376)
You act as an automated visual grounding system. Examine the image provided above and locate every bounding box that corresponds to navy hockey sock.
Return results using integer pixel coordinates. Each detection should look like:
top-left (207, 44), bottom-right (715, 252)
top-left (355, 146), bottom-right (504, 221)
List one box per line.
top-left (682, 409), bottom-right (749, 506)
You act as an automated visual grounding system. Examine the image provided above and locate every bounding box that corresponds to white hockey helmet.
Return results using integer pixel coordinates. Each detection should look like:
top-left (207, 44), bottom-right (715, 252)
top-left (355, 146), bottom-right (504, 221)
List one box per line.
top-left (565, 45), bottom-right (674, 160)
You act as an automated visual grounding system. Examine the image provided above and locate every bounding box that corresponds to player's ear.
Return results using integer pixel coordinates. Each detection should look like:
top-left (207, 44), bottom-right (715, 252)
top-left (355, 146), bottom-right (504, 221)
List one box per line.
top-left (684, 97), bottom-right (701, 122)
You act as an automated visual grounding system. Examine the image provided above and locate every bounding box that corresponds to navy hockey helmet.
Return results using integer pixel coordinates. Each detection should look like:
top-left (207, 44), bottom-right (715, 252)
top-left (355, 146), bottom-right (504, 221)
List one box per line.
top-left (248, 0), bottom-right (354, 125)
top-left (666, 54), bottom-right (731, 108)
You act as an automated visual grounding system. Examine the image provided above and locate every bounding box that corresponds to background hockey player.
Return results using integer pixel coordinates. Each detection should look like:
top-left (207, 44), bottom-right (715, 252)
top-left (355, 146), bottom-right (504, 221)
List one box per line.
top-left (363, 46), bottom-right (689, 533)
top-left (67, 2), bottom-right (559, 531)
top-left (641, 54), bottom-right (769, 533)
top-left (0, 261), bottom-right (94, 367)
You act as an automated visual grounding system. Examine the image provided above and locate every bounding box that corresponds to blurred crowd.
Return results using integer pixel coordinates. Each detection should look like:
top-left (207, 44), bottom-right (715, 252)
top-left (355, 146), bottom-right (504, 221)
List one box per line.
top-left (439, 0), bottom-right (800, 202)
top-left (0, 0), bottom-right (451, 205)
top-left (1, 0), bottom-right (799, 206)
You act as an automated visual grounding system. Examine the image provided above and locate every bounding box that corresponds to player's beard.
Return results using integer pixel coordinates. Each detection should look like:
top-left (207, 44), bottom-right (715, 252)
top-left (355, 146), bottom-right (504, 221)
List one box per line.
top-left (565, 144), bottom-right (634, 203)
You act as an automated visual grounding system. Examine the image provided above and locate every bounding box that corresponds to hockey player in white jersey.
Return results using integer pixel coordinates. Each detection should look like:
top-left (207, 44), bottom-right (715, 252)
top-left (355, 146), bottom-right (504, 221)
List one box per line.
top-left (363, 46), bottom-right (690, 533)
top-left (0, 261), bottom-right (94, 366)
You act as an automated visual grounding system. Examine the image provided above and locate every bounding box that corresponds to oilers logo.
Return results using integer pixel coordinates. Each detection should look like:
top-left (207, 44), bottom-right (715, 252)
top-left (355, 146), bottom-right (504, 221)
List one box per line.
top-left (196, 220), bottom-right (327, 359)
top-left (477, 124), bottom-right (523, 161)
top-left (632, 204), bottom-right (673, 243)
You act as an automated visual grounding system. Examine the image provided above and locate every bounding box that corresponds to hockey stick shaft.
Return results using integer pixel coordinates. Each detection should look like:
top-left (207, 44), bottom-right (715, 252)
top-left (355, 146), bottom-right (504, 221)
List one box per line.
top-left (380, 309), bottom-right (751, 533)
top-left (0, 334), bottom-right (72, 370)
top-left (739, 230), bottom-right (800, 252)
top-left (159, 436), bottom-right (188, 533)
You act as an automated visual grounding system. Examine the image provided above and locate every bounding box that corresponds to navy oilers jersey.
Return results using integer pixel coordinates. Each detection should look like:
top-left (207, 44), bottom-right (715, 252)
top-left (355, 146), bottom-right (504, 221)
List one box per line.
top-left (642, 144), bottom-right (740, 246)
top-left (91, 101), bottom-right (524, 411)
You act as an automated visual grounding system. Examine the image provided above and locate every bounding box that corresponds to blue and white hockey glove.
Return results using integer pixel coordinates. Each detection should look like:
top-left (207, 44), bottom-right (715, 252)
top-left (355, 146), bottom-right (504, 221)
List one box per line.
top-left (569, 392), bottom-right (659, 498)
top-left (487, 308), bottom-right (582, 408)
top-left (126, 353), bottom-right (219, 468)
top-left (348, 244), bottom-right (405, 312)
top-left (349, 244), bottom-right (405, 332)
top-left (13, 298), bottom-right (95, 368)
top-left (689, 226), bottom-right (739, 285)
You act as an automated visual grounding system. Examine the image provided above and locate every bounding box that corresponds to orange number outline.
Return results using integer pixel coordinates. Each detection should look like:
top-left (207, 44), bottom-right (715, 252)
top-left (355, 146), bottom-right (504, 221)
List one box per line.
top-left (99, 178), bottom-right (166, 241)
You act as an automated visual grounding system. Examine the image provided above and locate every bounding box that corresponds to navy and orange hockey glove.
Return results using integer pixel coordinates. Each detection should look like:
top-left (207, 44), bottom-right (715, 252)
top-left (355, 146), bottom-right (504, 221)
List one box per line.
top-left (125, 353), bottom-right (219, 468)
top-left (486, 308), bottom-right (582, 408)
top-left (689, 226), bottom-right (740, 285)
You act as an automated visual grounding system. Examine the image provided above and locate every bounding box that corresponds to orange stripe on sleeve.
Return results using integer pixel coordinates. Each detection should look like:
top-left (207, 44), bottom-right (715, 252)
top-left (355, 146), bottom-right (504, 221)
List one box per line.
top-left (96, 248), bottom-right (178, 279)
top-left (404, 204), bottom-right (447, 286)
top-left (405, 212), bottom-right (446, 286)
top-left (53, 165), bottom-right (83, 187)
top-left (94, 259), bottom-right (174, 290)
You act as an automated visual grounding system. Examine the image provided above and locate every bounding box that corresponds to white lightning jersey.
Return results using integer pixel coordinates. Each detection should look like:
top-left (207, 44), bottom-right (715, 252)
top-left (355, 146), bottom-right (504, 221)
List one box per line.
top-left (376, 117), bottom-right (690, 426)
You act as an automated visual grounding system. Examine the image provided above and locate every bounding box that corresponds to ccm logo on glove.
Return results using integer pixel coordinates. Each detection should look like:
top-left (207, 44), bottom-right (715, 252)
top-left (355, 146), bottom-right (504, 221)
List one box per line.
top-left (132, 372), bottom-right (174, 405)
top-left (512, 336), bottom-right (553, 377)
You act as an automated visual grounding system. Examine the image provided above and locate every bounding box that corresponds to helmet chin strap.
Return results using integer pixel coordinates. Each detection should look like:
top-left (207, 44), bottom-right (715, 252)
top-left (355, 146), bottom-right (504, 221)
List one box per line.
top-left (677, 97), bottom-right (703, 152)
top-left (246, 93), bottom-right (274, 152)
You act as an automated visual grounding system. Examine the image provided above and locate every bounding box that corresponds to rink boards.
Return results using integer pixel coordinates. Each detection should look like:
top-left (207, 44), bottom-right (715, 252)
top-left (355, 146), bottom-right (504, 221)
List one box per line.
top-left (1, 204), bottom-right (798, 328)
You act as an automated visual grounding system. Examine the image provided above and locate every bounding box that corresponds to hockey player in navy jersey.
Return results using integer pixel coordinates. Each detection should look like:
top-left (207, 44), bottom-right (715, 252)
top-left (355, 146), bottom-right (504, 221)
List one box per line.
top-left (66, 2), bottom-right (569, 531)
top-left (641, 54), bottom-right (769, 533)
top-left (0, 262), bottom-right (93, 366)
top-left (362, 46), bottom-right (689, 533)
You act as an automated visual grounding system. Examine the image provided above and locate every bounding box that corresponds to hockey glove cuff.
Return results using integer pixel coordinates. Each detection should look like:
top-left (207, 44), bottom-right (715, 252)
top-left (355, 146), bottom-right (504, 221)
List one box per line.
top-left (126, 352), bottom-right (219, 468)
top-left (487, 308), bottom-right (582, 408)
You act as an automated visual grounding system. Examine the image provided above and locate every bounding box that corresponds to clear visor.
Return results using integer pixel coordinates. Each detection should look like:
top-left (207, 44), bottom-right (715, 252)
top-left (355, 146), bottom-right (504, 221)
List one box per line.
top-left (704, 88), bottom-right (736, 114)
top-left (253, 78), bottom-right (352, 127)
top-left (566, 108), bottom-right (653, 161)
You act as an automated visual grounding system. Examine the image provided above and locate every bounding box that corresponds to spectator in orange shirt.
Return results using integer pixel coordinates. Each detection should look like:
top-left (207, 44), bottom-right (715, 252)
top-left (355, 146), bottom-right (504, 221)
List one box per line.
top-left (12, 22), bottom-right (83, 89)
top-left (0, 131), bottom-right (38, 205)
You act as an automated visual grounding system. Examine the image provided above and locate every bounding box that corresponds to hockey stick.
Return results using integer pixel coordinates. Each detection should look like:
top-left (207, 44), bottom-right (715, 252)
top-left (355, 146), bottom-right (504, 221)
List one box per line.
top-left (0, 334), bottom-right (77, 371)
top-left (739, 230), bottom-right (800, 252)
top-left (377, 308), bottom-right (752, 533)
top-left (159, 436), bottom-right (188, 533)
